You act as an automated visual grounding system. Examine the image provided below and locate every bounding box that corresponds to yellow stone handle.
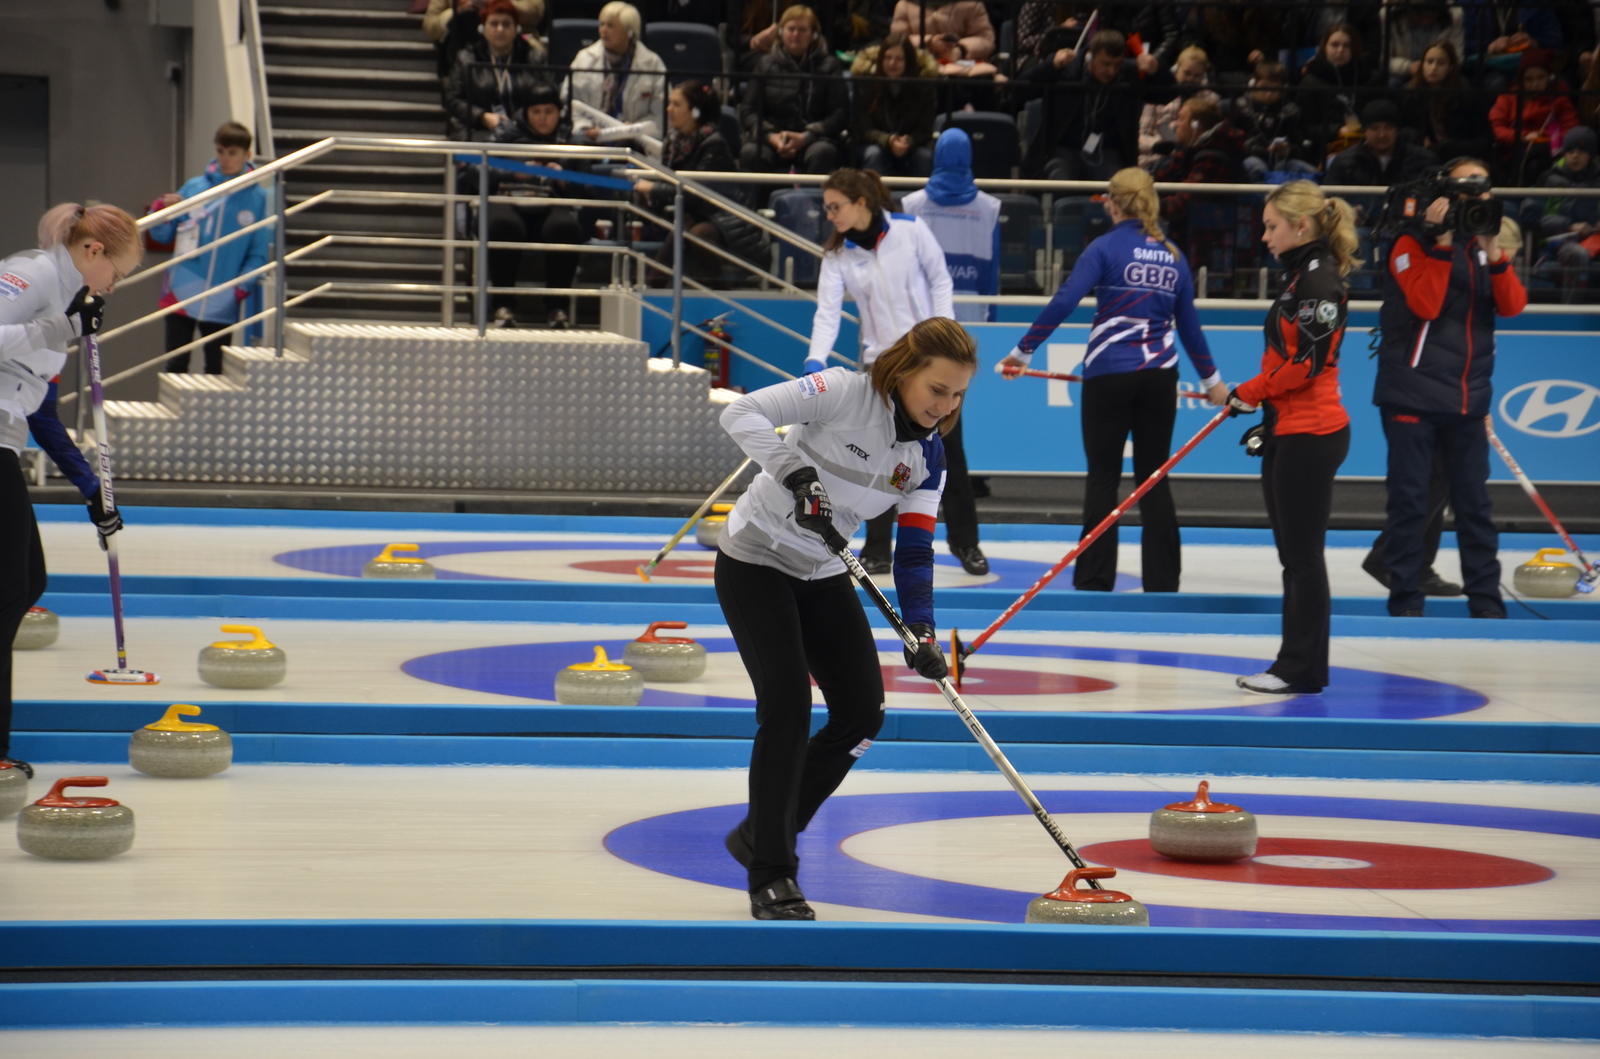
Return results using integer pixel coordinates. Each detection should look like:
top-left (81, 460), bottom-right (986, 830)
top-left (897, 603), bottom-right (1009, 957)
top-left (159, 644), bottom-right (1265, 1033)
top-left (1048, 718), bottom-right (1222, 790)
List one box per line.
top-left (1530, 548), bottom-right (1575, 567)
top-left (146, 703), bottom-right (221, 732)
top-left (567, 645), bottom-right (633, 672)
top-left (374, 543), bottom-right (427, 564)
top-left (211, 624), bottom-right (276, 650)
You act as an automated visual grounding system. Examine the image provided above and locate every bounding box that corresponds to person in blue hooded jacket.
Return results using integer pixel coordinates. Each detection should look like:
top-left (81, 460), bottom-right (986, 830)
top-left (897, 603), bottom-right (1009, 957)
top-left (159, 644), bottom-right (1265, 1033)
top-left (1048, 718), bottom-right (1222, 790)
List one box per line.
top-left (145, 122), bottom-right (271, 375)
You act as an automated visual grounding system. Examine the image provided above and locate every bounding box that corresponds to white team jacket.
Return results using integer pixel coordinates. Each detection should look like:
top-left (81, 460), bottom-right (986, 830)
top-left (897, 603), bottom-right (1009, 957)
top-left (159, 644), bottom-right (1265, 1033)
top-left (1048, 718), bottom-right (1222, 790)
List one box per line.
top-left (0, 243), bottom-right (81, 454)
top-left (808, 211), bottom-right (955, 367)
top-left (719, 367), bottom-right (945, 582)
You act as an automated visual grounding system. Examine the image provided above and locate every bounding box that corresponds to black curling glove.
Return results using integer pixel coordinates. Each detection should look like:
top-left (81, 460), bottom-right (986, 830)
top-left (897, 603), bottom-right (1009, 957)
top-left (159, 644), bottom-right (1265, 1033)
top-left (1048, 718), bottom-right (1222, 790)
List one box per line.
top-left (1239, 423), bottom-right (1266, 457)
top-left (904, 622), bottom-right (948, 682)
top-left (1225, 388), bottom-right (1258, 418)
top-left (782, 466), bottom-right (845, 550)
top-left (66, 286), bottom-right (105, 337)
top-left (87, 486), bottom-right (123, 551)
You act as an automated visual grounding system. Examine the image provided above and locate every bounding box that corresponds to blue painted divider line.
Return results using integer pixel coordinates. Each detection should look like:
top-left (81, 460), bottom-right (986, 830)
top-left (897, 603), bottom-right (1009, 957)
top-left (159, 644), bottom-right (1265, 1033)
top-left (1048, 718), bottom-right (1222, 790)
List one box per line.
top-left (19, 700), bottom-right (1600, 755)
top-left (13, 732), bottom-right (1596, 783)
top-left (1, 979), bottom-right (1596, 1038)
top-left (2, 920), bottom-right (1594, 986)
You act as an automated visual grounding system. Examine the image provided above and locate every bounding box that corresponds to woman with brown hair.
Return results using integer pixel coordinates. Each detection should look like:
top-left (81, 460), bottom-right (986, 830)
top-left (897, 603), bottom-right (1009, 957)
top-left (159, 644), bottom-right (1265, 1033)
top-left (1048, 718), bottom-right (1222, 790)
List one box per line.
top-left (851, 33), bottom-right (938, 178)
top-left (715, 316), bottom-right (977, 920)
top-left (1400, 40), bottom-right (1489, 160)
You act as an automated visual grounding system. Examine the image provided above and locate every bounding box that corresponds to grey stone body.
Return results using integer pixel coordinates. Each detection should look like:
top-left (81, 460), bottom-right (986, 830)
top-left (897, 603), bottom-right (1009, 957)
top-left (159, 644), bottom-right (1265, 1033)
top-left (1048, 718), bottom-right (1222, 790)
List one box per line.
top-left (623, 640), bottom-right (708, 682)
top-left (0, 770), bottom-right (28, 817)
top-left (362, 559), bottom-right (436, 579)
top-left (13, 608), bottom-right (58, 650)
top-left (1025, 896), bottom-right (1150, 926)
top-left (695, 519), bottom-right (724, 549)
top-left (129, 728), bottom-right (235, 778)
top-left (198, 645), bottom-right (288, 689)
top-left (1149, 807), bottom-right (1258, 861)
top-left (100, 325), bottom-right (743, 491)
top-left (554, 667), bottom-right (644, 706)
top-left (18, 804), bottom-right (136, 859)
top-left (1513, 560), bottom-right (1579, 598)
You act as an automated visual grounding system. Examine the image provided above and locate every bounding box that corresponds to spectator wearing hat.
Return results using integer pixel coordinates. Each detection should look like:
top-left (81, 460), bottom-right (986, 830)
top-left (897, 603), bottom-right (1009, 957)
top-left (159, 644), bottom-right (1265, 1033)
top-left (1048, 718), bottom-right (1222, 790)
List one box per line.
top-left (1489, 49), bottom-right (1579, 185)
top-left (1521, 125), bottom-right (1600, 301)
top-left (442, 0), bottom-right (546, 142)
top-left (1325, 99), bottom-right (1438, 215)
top-left (424, 0), bottom-right (545, 81)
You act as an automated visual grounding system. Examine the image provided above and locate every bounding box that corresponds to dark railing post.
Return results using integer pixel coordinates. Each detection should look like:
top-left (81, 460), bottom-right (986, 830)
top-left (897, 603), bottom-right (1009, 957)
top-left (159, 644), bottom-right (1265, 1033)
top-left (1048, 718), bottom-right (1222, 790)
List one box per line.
top-left (671, 176), bottom-right (686, 367)
top-left (477, 149), bottom-right (490, 338)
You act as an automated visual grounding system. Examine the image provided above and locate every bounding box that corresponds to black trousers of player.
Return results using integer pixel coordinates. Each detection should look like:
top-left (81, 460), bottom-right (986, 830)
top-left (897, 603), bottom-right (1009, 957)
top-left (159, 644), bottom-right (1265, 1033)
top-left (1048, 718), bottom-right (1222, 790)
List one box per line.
top-left (714, 550), bottom-right (886, 893)
top-left (864, 417), bottom-right (978, 558)
top-left (1261, 425), bottom-right (1350, 689)
top-left (1076, 368), bottom-right (1180, 592)
top-left (1379, 407), bottom-right (1503, 616)
top-left (0, 449), bottom-right (48, 759)
top-left (164, 313), bottom-right (232, 375)
top-left (1368, 453), bottom-right (1448, 577)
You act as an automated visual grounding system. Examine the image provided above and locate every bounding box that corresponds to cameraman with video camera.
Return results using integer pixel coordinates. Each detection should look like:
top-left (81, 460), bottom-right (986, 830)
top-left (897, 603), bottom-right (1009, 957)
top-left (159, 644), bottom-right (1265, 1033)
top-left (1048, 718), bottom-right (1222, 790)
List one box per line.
top-left (1373, 158), bottom-right (1527, 619)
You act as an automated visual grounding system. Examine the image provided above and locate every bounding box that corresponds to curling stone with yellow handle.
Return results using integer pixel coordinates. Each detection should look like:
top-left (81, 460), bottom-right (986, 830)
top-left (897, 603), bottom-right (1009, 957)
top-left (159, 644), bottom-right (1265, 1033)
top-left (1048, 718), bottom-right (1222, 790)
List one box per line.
top-left (1514, 548), bottom-right (1581, 599)
top-left (554, 646), bottom-right (644, 706)
top-left (623, 621), bottom-right (708, 682)
top-left (1149, 780), bottom-right (1258, 862)
top-left (362, 543), bottom-right (436, 579)
top-left (129, 704), bottom-right (233, 778)
top-left (0, 760), bottom-right (28, 818)
top-left (1025, 867), bottom-right (1149, 926)
top-left (13, 607), bottom-right (59, 650)
top-left (17, 777), bottom-right (135, 860)
top-left (197, 625), bottom-right (287, 689)
top-left (695, 503), bottom-right (734, 549)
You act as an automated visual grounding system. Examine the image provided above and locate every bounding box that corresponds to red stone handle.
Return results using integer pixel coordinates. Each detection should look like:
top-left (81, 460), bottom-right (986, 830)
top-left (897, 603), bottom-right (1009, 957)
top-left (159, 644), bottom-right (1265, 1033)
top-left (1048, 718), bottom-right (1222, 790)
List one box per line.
top-left (636, 621), bottom-right (695, 645)
top-left (1044, 866), bottom-right (1134, 904)
top-left (36, 776), bottom-right (119, 808)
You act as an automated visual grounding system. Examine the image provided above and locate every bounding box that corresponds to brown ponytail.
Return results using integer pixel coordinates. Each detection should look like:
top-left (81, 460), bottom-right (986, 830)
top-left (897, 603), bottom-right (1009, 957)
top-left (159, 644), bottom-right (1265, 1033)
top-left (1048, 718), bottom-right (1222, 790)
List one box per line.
top-left (822, 168), bottom-right (893, 252)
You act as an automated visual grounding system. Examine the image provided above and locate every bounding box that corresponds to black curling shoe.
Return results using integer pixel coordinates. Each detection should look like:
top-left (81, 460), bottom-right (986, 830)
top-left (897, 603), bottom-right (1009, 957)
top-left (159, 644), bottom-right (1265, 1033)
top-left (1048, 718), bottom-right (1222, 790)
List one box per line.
top-left (860, 553), bottom-right (892, 576)
top-left (952, 545), bottom-right (989, 576)
top-left (751, 877), bottom-right (815, 921)
top-left (724, 822), bottom-right (753, 869)
top-left (1, 757), bottom-right (34, 780)
top-left (1420, 570), bottom-right (1464, 596)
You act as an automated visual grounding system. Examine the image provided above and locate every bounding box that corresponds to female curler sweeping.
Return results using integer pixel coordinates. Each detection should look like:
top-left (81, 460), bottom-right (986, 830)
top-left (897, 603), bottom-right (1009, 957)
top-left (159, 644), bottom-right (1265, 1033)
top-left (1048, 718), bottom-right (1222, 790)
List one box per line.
top-left (0, 203), bottom-right (141, 775)
top-left (716, 317), bottom-right (977, 920)
top-left (997, 168), bottom-right (1228, 593)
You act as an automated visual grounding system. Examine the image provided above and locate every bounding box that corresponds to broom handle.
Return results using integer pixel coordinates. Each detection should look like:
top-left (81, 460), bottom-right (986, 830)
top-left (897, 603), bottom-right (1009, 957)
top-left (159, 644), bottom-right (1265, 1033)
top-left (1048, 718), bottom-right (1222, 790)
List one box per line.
top-left (85, 335), bottom-right (128, 668)
top-left (1002, 365), bottom-right (1210, 401)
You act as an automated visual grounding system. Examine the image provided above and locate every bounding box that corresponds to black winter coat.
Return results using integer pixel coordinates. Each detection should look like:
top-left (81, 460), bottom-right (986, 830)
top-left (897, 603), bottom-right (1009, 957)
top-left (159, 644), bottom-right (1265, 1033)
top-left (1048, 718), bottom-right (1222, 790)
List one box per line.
top-left (649, 129), bottom-right (769, 263)
top-left (739, 42), bottom-right (850, 147)
top-left (444, 37), bottom-right (546, 142)
top-left (1019, 58), bottom-right (1173, 178)
top-left (1232, 96), bottom-right (1316, 165)
top-left (1298, 55), bottom-right (1384, 147)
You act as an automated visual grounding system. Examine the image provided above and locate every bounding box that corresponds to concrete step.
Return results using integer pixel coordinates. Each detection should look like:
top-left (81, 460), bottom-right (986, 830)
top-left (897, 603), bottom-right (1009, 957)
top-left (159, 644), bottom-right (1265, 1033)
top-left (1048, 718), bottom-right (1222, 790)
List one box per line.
top-left (258, 5), bottom-right (424, 41)
top-left (262, 35), bottom-right (436, 71)
top-left (266, 65), bottom-right (441, 105)
top-left (287, 163), bottom-right (447, 191)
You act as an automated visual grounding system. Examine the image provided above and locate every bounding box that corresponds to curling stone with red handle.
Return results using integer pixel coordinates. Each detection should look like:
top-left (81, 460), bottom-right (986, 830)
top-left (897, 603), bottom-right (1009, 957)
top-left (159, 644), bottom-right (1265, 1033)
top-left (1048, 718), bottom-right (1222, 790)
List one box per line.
top-left (197, 625), bottom-right (287, 689)
top-left (1149, 780), bottom-right (1258, 862)
top-left (17, 777), bottom-right (135, 860)
top-left (129, 704), bottom-right (233, 778)
top-left (1025, 867), bottom-right (1149, 926)
top-left (554, 646), bottom-right (644, 706)
top-left (13, 607), bottom-right (59, 650)
top-left (0, 760), bottom-right (28, 818)
top-left (362, 543), bottom-right (436, 579)
top-left (622, 621), bottom-right (708, 682)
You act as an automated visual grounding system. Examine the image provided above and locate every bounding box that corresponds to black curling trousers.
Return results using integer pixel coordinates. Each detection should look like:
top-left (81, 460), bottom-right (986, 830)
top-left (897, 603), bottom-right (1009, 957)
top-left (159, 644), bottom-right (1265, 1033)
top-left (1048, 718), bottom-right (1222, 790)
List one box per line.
top-left (0, 448), bottom-right (48, 759)
top-left (714, 550), bottom-right (886, 893)
top-left (1076, 368), bottom-right (1180, 592)
top-left (1260, 425), bottom-right (1350, 689)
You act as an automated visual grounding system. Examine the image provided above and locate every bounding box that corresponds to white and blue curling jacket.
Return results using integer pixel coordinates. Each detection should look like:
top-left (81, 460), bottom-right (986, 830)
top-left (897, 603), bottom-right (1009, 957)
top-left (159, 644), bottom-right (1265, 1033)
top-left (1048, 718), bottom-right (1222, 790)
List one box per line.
top-left (0, 243), bottom-right (82, 457)
top-left (719, 367), bottom-right (945, 628)
top-left (1014, 219), bottom-right (1220, 386)
top-left (808, 211), bottom-right (954, 368)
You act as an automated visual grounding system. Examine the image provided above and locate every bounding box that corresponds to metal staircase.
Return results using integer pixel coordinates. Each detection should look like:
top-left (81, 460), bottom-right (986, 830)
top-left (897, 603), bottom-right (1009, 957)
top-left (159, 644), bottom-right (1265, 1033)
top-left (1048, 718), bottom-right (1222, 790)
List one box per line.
top-left (260, 0), bottom-right (455, 319)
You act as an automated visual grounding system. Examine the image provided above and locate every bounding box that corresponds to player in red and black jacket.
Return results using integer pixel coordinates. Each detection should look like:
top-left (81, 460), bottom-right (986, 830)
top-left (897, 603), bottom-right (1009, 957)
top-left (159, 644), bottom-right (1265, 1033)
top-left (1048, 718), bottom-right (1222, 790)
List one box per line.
top-left (1226, 181), bottom-right (1359, 696)
top-left (1373, 158), bottom-right (1527, 620)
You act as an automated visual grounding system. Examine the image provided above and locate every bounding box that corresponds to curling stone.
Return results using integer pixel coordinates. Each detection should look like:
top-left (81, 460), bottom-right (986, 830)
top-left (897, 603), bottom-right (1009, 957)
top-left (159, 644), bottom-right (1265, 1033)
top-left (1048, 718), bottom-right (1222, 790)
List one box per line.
top-left (129, 704), bottom-right (233, 778)
top-left (0, 760), bottom-right (28, 818)
top-left (1149, 780), bottom-right (1258, 862)
top-left (1513, 548), bottom-right (1580, 599)
top-left (197, 625), bottom-right (287, 689)
top-left (362, 543), bottom-right (436, 579)
top-left (623, 621), bottom-right (708, 682)
top-left (554, 646), bottom-right (643, 706)
top-left (12, 607), bottom-right (59, 650)
top-left (1025, 867), bottom-right (1149, 926)
top-left (695, 503), bottom-right (733, 549)
top-left (17, 777), bottom-right (134, 860)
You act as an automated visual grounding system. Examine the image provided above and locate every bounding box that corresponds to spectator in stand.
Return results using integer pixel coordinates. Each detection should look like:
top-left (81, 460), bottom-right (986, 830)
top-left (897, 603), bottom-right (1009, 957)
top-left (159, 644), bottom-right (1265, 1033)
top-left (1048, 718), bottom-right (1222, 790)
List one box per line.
top-left (1400, 41), bottom-right (1491, 162)
top-left (890, 0), bottom-right (995, 74)
top-left (1151, 96), bottom-right (1248, 245)
top-left (443, 0), bottom-right (545, 142)
top-left (852, 34), bottom-right (938, 178)
top-left (829, 0), bottom-right (894, 56)
top-left (1015, 2), bottom-right (1182, 76)
top-left (738, 5), bottom-right (849, 179)
top-left (1014, 2), bottom-right (1097, 71)
top-left (1138, 46), bottom-right (1210, 168)
top-left (736, 0), bottom-right (888, 69)
top-left (1465, 2), bottom-right (1563, 65)
top-left (1300, 22), bottom-right (1384, 154)
top-left (1489, 49), bottom-right (1579, 185)
top-left (1325, 99), bottom-right (1438, 220)
top-left (1577, 48), bottom-right (1600, 130)
top-left (1185, 0), bottom-right (1285, 85)
top-left (1233, 60), bottom-right (1319, 180)
top-left (1379, 0), bottom-right (1464, 87)
top-left (424, 0), bottom-right (544, 81)
top-left (570, 2), bottom-right (668, 155)
top-left (1020, 29), bottom-right (1168, 180)
top-left (1520, 126), bottom-right (1600, 300)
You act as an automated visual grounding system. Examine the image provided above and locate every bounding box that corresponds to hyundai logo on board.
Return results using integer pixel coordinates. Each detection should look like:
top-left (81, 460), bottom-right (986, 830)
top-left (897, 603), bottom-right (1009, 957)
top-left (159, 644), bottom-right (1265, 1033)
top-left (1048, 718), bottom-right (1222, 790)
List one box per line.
top-left (1498, 380), bottom-right (1600, 439)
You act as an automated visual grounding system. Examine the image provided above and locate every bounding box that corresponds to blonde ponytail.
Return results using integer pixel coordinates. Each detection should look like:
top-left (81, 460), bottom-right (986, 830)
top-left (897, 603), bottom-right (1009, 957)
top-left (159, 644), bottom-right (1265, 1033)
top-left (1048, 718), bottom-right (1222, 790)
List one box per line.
top-left (1107, 167), bottom-right (1180, 259)
top-left (36, 202), bottom-right (142, 262)
top-left (1265, 180), bottom-right (1363, 276)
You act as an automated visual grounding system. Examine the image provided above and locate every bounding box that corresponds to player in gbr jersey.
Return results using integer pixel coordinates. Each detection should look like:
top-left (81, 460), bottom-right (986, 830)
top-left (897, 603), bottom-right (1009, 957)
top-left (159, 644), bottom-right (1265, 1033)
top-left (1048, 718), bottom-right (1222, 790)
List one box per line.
top-left (714, 317), bottom-right (977, 921)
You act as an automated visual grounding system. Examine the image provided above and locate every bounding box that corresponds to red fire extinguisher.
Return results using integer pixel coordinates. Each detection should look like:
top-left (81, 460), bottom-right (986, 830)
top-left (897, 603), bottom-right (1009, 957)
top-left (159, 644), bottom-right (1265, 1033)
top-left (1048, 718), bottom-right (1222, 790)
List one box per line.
top-left (702, 311), bottom-right (736, 390)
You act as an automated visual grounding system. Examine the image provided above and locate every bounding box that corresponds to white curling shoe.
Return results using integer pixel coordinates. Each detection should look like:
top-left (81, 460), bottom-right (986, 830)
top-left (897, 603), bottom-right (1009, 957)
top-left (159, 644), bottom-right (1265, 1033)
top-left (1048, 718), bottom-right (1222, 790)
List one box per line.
top-left (1236, 671), bottom-right (1323, 695)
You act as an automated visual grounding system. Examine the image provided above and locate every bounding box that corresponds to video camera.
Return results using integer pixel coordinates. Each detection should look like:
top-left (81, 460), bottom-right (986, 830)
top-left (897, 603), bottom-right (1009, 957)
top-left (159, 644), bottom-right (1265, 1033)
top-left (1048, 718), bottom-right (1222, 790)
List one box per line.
top-left (1376, 171), bottom-right (1504, 238)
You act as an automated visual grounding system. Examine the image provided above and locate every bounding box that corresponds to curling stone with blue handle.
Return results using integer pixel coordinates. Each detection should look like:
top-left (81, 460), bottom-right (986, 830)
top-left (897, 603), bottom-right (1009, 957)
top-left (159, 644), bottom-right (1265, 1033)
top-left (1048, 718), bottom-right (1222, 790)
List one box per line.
top-left (362, 543), bottom-right (436, 579)
top-left (554, 646), bottom-right (644, 706)
top-left (695, 503), bottom-right (733, 549)
top-left (1513, 548), bottom-right (1580, 599)
top-left (1149, 780), bottom-right (1258, 862)
top-left (0, 760), bottom-right (28, 818)
top-left (17, 777), bottom-right (135, 860)
top-left (1025, 867), bottom-right (1149, 926)
top-left (623, 621), bottom-right (708, 682)
top-left (197, 625), bottom-right (287, 689)
top-left (13, 607), bottom-right (59, 650)
top-left (130, 704), bottom-right (233, 778)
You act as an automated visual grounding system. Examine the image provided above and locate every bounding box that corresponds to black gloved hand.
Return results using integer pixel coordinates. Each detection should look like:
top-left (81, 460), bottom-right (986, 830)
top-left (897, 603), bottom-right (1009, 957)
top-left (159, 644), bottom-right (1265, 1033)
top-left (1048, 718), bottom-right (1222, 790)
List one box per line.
top-left (1239, 423), bottom-right (1266, 457)
top-left (87, 487), bottom-right (123, 551)
top-left (1225, 388), bottom-right (1258, 418)
top-left (903, 622), bottom-right (948, 682)
top-left (66, 286), bottom-right (105, 337)
top-left (782, 467), bottom-right (845, 551)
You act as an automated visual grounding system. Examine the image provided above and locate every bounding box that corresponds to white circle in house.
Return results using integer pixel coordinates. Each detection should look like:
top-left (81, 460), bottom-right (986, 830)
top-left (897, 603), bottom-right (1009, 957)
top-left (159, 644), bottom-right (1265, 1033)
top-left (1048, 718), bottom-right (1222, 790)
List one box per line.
top-left (1251, 855), bottom-right (1373, 870)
